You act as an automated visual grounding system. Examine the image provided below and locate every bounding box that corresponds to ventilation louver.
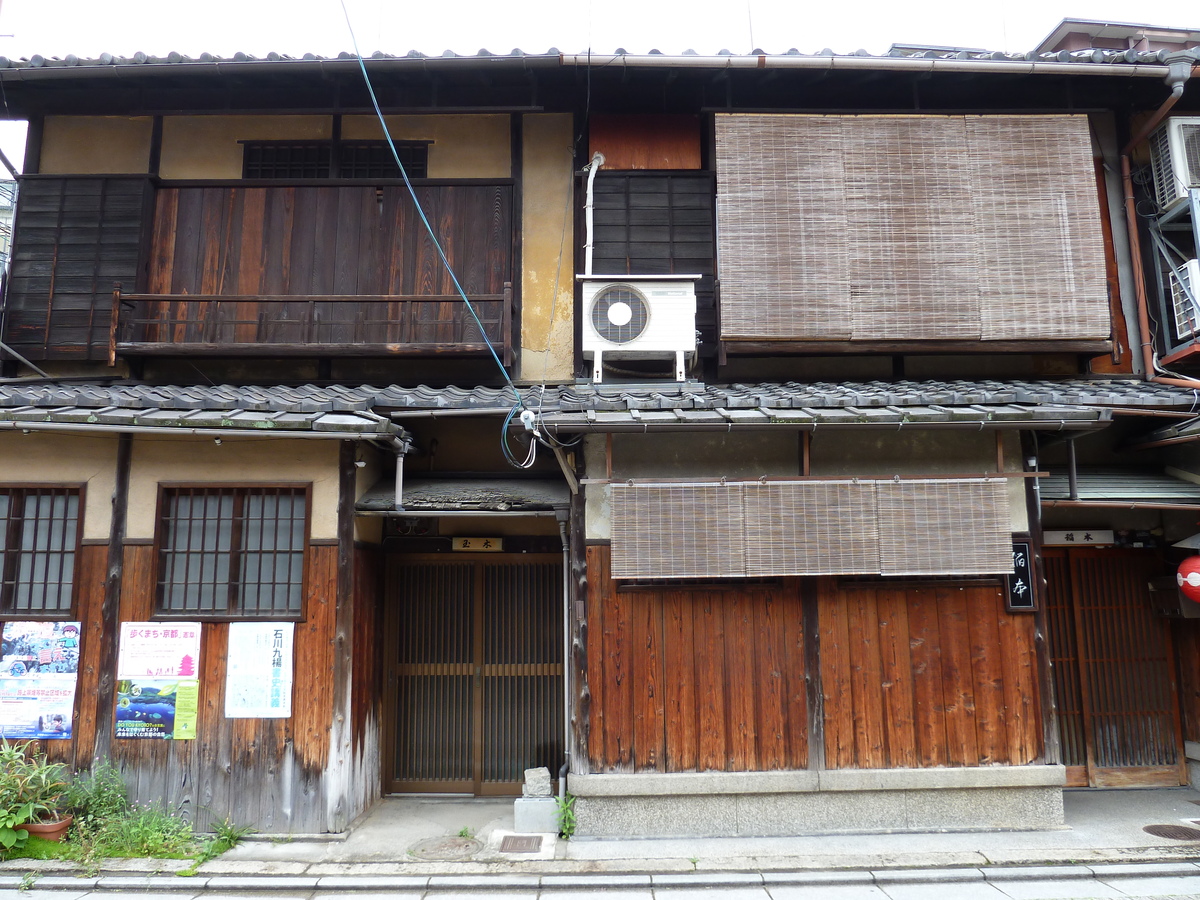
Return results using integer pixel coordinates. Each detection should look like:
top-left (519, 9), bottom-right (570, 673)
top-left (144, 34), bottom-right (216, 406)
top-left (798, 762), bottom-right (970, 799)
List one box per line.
top-left (1149, 117), bottom-right (1200, 213)
top-left (579, 276), bottom-right (700, 383)
top-left (1169, 259), bottom-right (1200, 342)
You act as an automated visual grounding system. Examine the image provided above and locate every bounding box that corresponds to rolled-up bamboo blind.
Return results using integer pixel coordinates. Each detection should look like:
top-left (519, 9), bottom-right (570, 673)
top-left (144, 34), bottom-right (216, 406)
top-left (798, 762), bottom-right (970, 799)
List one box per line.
top-left (715, 113), bottom-right (1108, 342)
top-left (611, 478), bottom-right (1011, 579)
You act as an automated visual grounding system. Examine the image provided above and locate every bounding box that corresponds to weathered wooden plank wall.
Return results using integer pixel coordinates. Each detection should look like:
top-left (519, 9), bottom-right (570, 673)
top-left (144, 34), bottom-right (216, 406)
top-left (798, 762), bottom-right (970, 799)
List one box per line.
top-left (820, 581), bottom-right (1042, 769)
top-left (29, 540), bottom-right (350, 833)
top-left (586, 545), bottom-right (1042, 773)
top-left (586, 545), bottom-right (809, 772)
top-left (149, 185), bottom-right (513, 297)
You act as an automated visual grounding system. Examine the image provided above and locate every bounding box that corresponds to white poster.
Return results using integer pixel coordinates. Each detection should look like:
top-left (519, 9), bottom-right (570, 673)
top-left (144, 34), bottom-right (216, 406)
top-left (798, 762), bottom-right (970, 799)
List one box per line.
top-left (0, 621), bottom-right (82, 740)
top-left (117, 623), bottom-right (201, 679)
top-left (224, 623), bottom-right (294, 718)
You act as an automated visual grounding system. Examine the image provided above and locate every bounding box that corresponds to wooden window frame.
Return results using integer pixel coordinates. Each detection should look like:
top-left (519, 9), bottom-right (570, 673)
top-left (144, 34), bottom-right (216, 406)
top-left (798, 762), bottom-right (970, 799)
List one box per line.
top-left (0, 484), bottom-right (84, 620)
top-left (152, 484), bottom-right (311, 622)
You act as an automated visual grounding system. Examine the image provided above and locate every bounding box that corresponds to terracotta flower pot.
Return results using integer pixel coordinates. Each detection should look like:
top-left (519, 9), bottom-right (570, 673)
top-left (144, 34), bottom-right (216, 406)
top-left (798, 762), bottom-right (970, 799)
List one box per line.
top-left (15, 815), bottom-right (73, 842)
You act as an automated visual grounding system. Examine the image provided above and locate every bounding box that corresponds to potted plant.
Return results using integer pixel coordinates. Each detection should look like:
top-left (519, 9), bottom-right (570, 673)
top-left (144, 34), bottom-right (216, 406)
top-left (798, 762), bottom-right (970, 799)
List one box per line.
top-left (0, 739), bottom-right (71, 849)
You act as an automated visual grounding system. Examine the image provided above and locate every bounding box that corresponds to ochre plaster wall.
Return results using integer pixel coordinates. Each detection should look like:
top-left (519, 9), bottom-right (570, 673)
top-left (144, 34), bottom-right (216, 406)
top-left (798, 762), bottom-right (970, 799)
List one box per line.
top-left (0, 432), bottom-right (119, 540)
top-left (520, 114), bottom-right (574, 382)
top-left (125, 437), bottom-right (340, 540)
top-left (158, 115), bottom-right (333, 179)
top-left (342, 114), bottom-right (511, 178)
top-left (40, 117), bottom-right (153, 174)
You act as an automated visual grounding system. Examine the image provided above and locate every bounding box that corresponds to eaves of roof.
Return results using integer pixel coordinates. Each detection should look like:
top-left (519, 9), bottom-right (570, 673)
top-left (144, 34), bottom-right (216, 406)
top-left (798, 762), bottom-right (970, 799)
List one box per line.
top-left (0, 377), bottom-right (1192, 435)
top-left (0, 45), bottom-right (1195, 82)
top-left (1041, 467), bottom-right (1200, 505)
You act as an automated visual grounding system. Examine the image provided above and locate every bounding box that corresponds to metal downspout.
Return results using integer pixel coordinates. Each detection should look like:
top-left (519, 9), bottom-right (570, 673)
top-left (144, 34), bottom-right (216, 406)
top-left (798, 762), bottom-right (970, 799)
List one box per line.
top-left (1122, 60), bottom-right (1200, 390)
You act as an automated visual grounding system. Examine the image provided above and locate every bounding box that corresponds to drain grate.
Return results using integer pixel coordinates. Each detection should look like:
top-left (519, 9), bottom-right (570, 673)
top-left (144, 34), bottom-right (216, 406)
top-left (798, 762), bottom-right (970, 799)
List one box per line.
top-left (1143, 824), bottom-right (1200, 841)
top-left (500, 834), bottom-right (544, 853)
top-left (408, 835), bottom-right (483, 860)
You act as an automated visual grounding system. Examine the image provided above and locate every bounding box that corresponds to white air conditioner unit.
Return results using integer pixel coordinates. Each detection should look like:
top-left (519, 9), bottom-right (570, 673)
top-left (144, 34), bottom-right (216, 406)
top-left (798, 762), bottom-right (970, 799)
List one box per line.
top-left (1148, 117), bottom-right (1200, 212)
top-left (579, 275), bottom-right (700, 383)
top-left (1169, 258), bottom-right (1200, 342)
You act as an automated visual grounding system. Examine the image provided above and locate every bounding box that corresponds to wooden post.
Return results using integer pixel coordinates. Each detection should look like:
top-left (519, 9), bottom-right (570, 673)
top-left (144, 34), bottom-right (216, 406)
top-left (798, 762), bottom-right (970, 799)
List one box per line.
top-left (570, 485), bottom-right (591, 774)
top-left (1022, 432), bottom-right (1061, 766)
top-left (108, 283), bottom-right (122, 367)
top-left (92, 432), bottom-right (132, 764)
top-left (327, 440), bottom-right (357, 830)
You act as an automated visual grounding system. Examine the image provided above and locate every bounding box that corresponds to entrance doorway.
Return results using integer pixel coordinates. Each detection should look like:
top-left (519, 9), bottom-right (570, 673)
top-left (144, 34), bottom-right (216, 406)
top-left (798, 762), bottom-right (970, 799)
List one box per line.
top-left (1044, 547), bottom-right (1185, 787)
top-left (383, 553), bottom-right (563, 795)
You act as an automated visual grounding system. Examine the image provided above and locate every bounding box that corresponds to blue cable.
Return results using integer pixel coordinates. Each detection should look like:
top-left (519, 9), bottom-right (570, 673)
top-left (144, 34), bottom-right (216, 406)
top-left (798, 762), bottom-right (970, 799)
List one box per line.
top-left (338, 1), bottom-right (524, 410)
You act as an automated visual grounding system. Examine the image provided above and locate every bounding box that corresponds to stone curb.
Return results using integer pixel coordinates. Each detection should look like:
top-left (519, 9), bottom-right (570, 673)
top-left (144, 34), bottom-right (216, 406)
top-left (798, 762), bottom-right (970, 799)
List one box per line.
top-left (1, 857), bottom-right (1198, 891)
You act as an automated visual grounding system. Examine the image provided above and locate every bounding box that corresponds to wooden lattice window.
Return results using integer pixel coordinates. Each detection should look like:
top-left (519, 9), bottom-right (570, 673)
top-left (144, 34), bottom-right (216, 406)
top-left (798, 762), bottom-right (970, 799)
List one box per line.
top-left (0, 487), bottom-right (81, 618)
top-left (155, 487), bottom-right (308, 620)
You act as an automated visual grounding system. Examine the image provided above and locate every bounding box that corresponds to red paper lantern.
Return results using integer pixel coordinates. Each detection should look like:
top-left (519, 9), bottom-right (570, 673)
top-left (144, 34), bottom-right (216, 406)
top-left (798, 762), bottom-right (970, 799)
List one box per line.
top-left (1178, 556), bottom-right (1200, 602)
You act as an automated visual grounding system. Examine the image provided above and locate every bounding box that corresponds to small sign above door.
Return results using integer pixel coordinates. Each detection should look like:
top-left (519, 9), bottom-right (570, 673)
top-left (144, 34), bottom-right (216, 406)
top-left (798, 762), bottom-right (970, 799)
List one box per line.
top-left (451, 537), bottom-right (504, 552)
top-left (1043, 529), bottom-right (1115, 547)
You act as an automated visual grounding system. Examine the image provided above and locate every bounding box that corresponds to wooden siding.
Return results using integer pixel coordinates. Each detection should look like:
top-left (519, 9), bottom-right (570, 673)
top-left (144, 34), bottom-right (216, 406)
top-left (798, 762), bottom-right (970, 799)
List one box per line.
top-left (4, 177), bottom-right (154, 361)
top-left (25, 540), bottom-right (369, 833)
top-left (590, 173), bottom-right (715, 357)
top-left (148, 184), bottom-right (511, 296)
top-left (586, 546), bottom-right (1043, 773)
top-left (586, 545), bottom-right (808, 772)
top-left (588, 115), bottom-right (703, 170)
top-left (821, 580), bottom-right (1042, 768)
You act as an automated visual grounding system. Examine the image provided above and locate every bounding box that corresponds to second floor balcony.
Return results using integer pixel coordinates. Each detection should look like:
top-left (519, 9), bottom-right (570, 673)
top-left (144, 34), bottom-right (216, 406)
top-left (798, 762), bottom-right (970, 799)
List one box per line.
top-left (5, 177), bottom-right (515, 363)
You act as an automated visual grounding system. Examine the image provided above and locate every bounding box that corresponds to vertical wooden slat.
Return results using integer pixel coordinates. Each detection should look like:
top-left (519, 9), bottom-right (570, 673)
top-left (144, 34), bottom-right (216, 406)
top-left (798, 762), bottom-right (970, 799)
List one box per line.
top-left (846, 588), bottom-right (886, 767)
top-left (723, 592), bottom-right (757, 770)
top-left (695, 593), bottom-right (727, 771)
top-left (662, 589), bottom-right (698, 772)
top-left (936, 587), bottom-right (979, 767)
top-left (966, 587), bottom-right (1007, 765)
top-left (753, 590), bottom-right (787, 770)
top-left (876, 586), bottom-right (917, 768)
top-left (819, 586), bottom-right (854, 769)
top-left (906, 588), bottom-right (948, 767)
top-left (631, 591), bottom-right (665, 771)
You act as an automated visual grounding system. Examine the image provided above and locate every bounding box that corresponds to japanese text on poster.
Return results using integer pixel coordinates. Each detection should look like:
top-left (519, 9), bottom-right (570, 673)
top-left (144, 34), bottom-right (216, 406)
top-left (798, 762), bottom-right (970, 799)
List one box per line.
top-left (115, 623), bottom-right (201, 740)
top-left (0, 621), bottom-right (81, 739)
top-left (225, 623), bottom-right (294, 718)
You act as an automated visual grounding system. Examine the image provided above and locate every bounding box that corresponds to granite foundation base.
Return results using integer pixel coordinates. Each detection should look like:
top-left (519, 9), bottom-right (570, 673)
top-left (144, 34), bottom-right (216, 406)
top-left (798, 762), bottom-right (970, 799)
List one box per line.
top-left (570, 767), bottom-right (1066, 837)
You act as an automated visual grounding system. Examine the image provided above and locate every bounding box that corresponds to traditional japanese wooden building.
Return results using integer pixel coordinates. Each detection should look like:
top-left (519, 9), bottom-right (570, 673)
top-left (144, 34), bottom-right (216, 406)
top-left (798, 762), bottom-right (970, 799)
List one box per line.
top-left (2, 19), bottom-right (1200, 836)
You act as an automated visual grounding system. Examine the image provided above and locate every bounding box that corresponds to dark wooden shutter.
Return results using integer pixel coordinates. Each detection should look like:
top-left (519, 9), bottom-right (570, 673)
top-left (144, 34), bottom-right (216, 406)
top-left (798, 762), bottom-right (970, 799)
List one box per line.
top-left (5, 177), bottom-right (154, 360)
top-left (714, 114), bottom-right (1109, 343)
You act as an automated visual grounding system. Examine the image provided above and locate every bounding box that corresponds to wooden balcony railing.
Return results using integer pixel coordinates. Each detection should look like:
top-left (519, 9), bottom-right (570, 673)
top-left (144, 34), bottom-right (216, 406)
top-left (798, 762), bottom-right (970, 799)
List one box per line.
top-left (109, 284), bottom-right (512, 364)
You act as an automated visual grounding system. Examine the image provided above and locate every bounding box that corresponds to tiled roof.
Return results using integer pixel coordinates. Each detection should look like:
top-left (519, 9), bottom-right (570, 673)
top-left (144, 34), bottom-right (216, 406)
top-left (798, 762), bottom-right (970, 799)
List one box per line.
top-left (0, 45), bottom-right (1194, 73)
top-left (0, 378), bottom-right (1194, 435)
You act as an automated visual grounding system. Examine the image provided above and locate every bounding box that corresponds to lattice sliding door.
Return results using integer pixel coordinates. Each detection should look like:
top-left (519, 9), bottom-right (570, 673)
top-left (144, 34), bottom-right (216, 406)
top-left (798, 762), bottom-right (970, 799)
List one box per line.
top-left (384, 554), bottom-right (563, 795)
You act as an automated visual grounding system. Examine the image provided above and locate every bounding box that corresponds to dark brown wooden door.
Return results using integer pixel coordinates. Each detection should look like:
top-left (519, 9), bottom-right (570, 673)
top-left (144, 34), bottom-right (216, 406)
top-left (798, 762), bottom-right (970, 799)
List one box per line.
top-left (1044, 547), bottom-right (1185, 787)
top-left (383, 554), bottom-right (563, 795)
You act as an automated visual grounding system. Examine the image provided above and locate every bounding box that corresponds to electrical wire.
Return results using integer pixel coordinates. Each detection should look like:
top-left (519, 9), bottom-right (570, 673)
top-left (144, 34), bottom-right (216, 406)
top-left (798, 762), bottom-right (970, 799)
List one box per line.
top-left (338, 0), bottom-right (544, 468)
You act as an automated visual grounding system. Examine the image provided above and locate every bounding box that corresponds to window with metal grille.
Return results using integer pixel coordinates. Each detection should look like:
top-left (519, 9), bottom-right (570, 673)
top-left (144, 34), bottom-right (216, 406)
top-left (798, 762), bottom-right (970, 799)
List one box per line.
top-left (242, 142), bottom-right (332, 179)
top-left (241, 141), bottom-right (429, 179)
top-left (156, 487), bottom-right (308, 619)
top-left (340, 141), bottom-right (429, 178)
top-left (0, 487), bottom-right (81, 618)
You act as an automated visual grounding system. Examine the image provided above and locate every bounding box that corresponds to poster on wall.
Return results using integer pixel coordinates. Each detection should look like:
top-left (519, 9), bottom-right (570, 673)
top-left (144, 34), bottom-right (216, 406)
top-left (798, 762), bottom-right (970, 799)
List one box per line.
top-left (115, 679), bottom-right (199, 740)
top-left (224, 623), bottom-right (294, 718)
top-left (115, 623), bottom-right (201, 740)
top-left (0, 621), bottom-right (82, 739)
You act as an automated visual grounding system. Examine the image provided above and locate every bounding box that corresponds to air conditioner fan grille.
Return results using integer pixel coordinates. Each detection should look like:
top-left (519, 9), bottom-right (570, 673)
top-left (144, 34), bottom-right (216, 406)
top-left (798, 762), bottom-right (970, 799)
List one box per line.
top-left (592, 285), bottom-right (650, 344)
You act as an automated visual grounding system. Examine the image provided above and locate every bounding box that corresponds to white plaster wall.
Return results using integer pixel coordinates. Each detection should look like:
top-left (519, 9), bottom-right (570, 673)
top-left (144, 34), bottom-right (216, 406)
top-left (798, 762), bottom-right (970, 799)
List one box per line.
top-left (126, 437), bottom-right (340, 540)
top-left (0, 432), bottom-right (119, 541)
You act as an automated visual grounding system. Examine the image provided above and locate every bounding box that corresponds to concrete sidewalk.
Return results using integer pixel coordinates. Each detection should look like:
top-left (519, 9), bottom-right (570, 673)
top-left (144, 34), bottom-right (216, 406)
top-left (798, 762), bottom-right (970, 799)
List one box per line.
top-left (4, 787), bottom-right (1200, 881)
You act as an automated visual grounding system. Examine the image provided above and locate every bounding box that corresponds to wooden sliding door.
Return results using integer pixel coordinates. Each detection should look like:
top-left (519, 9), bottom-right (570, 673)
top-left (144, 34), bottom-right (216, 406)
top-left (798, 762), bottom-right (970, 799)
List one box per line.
top-left (1045, 547), bottom-right (1185, 787)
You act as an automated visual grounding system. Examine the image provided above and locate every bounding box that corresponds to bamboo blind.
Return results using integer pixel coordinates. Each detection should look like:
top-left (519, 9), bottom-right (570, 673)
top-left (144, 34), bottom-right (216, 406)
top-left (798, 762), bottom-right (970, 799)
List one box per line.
top-left (875, 478), bottom-right (1012, 575)
top-left (743, 482), bottom-right (878, 575)
top-left (611, 478), bottom-right (1011, 579)
top-left (714, 114), bottom-right (1109, 342)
